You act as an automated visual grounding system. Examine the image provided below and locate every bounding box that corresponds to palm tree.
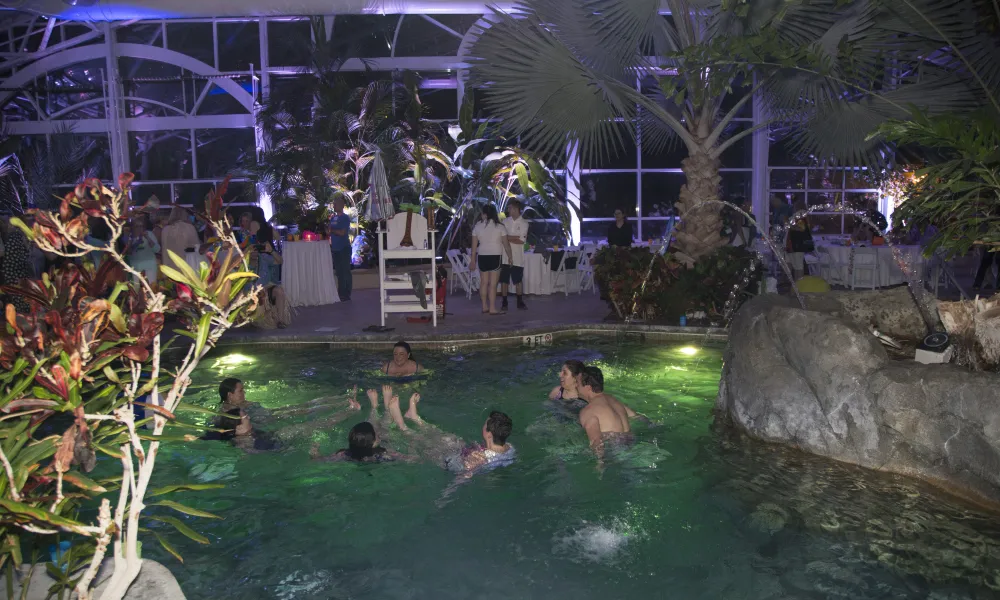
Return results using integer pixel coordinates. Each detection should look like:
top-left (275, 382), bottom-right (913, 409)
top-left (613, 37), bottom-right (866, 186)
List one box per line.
top-left (467, 0), bottom-right (981, 265)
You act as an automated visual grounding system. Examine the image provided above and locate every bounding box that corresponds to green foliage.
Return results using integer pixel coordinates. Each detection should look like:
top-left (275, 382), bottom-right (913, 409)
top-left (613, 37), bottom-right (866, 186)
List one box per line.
top-left (593, 245), bottom-right (760, 322)
top-left (0, 175), bottom-right (256, 588)
top-left (882, 110), bottom-right (1000, 258)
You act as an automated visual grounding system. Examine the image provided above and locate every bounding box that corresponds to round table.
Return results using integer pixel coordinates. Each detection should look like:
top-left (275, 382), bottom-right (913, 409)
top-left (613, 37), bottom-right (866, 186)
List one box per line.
top-left (522, 253), bottom-right (553, 295)
top-left (819, 244), bottom-right (925, 287)
top-left (282, 241), bottom-right (340, 306)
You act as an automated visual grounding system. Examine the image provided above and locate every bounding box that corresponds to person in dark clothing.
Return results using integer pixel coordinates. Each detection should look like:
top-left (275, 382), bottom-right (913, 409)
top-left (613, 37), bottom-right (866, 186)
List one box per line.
top-left (328, 195), bottom-right (352, 301)
top-left (973, 249), bottom-right (998, 290)
top-left (607, 208), bottom-right (634, 247)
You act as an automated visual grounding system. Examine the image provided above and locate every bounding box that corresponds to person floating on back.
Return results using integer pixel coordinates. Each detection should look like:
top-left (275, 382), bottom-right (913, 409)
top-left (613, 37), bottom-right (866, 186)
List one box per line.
top-left (576, 366), bottom-right (633, 465)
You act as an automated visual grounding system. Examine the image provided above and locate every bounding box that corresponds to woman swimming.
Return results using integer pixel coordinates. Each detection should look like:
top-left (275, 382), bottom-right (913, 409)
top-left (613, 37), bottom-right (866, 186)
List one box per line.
top-left (310, 421), bottom-right (412, 463)
top-left (547, 360), bottom-right (589, 422)
top-left (382, 341), bottom-right (421, 377)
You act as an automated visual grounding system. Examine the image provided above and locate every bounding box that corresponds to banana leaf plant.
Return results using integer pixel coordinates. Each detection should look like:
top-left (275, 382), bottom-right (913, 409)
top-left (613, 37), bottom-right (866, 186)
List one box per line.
top-left (1, 174), bottom-right (260, 600)
top-left (437, 98), bottom-right (575, 251)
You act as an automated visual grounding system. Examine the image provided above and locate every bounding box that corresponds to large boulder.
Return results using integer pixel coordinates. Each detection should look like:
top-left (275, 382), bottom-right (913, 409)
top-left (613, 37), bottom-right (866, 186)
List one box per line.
top-left (717, 294), bottom-right (1000, 505)
top-left (1, 559), bottom-right (184, 600)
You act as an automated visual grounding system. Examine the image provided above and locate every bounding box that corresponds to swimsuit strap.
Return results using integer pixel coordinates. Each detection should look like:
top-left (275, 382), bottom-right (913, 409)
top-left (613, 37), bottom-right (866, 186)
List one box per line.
top-left (383, 362), bottom-right (390, 375)
top-left (556, 386), bottom-right (564, 400)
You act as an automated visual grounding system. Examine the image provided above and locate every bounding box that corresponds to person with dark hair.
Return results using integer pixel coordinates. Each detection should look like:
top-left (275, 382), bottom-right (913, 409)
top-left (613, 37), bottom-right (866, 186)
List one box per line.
top-left (546, 359), bottom-right (589, 422)
top-left (607, 208), bottom-right (634, 247)
top-left (370, 385), bottom-right (516, 478)
top-left (204, 377), bottom-right (280, 452)
top-left (471, 204), bottom-right (513, 315)
top-left (576, 366), bottom-right (633, 463)
top-left (500, 199), bottom-right (529, 311)
top-left (309, 421), bottom-right (413, 463)
top-left (382, 340), bottom-right (421, 377)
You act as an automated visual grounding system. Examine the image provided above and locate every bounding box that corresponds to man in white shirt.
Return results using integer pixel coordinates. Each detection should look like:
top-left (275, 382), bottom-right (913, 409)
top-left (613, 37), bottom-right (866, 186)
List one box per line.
top-left (501, 199), bottom-right (530, 311)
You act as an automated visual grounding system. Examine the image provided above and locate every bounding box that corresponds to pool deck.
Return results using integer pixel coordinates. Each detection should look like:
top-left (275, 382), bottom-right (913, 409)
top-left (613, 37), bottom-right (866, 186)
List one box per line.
top-left (222, 288), bottom-right (727, 347)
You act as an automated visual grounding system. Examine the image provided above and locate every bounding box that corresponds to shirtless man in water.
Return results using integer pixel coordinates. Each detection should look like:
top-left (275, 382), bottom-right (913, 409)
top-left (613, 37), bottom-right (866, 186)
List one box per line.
top-left (576, 366), bottom-right (632, 462)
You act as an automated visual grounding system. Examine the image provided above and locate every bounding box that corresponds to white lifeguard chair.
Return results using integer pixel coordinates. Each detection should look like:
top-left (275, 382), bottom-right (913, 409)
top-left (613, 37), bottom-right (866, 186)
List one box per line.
top-left (378, 211), bottom-right (437, 327)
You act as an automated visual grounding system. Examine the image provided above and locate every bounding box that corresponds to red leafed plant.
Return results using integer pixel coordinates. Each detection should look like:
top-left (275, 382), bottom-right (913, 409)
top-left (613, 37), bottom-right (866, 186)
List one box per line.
top-left (0, 175), bottom-right (260, 600)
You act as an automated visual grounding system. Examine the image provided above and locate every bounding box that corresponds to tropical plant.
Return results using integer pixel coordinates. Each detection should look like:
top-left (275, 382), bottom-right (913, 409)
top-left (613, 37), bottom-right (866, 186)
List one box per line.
top-left (467, 0), bottom-right (983, 265)
top-left (0, 174), bottom-right (260, 599)
top-left (437, 99), bottom-right (574, 250)
top-left (881, 111), bottom-right (1000, 258)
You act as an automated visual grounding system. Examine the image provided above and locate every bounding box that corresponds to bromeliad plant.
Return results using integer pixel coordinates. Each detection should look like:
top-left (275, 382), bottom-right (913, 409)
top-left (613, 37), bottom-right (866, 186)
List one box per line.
top-left (0, 174), bottom-right (260, 600)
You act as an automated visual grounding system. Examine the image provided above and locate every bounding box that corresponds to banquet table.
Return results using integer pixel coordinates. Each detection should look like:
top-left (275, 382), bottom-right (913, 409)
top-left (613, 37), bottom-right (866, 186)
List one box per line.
top-left (818, 244), bottom-right (925, 288)
top-left (521, 251), bottom-right (581, 295)
top-left (282, 240), bottom-right (340, 307)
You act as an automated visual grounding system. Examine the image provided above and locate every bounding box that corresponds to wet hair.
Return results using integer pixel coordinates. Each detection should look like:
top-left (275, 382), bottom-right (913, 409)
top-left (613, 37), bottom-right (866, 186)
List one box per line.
top-left (219, 378), bottom-right (241, 404)
top-left (393, 340), bottom-right (413, 361)
top-left (563, 359), bottom-right (586, 377)
top-left (346, 422), bottom-right (384, 459)
top-left (486, 411), bottom-right (513, 445)
top-left (481, 204), bottom-right (501, 226)
top-left (580, 366), bottom-right (604, 393)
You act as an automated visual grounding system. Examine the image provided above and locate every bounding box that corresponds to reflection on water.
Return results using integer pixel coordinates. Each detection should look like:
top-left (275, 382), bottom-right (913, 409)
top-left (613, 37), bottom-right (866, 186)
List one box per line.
top-left (148, 340), bottom-right (1000, 600)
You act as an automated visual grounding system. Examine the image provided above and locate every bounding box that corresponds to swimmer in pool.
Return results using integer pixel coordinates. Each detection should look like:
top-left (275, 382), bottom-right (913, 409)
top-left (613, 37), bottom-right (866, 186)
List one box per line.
top-left (368, 385), bottom-right (516, 477)
top-left (204, 378), bottom-right (280, 452)
top-left (576, 366), bottom-right (633, 465)
top-left (309, 421), bottom-right (413, 463)
top-left (547, 359), bottom-right (588, 421)
top-left (382, 341), bottom-right (422, 377)
top-left (569, 365), bottom-right (653, 427)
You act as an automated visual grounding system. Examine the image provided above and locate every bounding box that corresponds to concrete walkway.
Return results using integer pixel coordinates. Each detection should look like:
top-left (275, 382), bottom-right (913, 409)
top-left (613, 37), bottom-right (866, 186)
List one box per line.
top-left (224, 288), bottom-right (724, 346)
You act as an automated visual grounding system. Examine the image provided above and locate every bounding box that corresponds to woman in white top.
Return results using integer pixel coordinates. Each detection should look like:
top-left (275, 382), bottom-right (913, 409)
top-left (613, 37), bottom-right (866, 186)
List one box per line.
top-left (470, 204), bottom-right (513, 315)
top-left (160, 206), bottom-right (201, 273)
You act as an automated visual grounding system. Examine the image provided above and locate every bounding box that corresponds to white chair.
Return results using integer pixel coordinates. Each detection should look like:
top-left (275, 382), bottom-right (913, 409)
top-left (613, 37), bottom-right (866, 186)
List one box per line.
top-left (851, 247), bottom-right (881, 290)
top-left (446, 249), bottom-right (476, 298)
top-left (816, 246), bottom-right (848, 286)
top-left (803, 252), bottom-right (820, 276)
top-left (577, 247), bottom-right (596, 294)
top-left (550, 250), bottom-right (580, 296)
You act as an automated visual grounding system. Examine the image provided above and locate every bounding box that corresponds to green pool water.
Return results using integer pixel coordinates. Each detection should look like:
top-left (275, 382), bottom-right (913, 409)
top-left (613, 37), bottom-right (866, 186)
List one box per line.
top-left (142, 340), bottom-right (1000, 599)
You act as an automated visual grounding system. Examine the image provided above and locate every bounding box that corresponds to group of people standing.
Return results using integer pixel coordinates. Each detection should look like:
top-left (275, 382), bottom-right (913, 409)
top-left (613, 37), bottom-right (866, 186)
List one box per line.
top-left (470, 200), bottom-right (530, 314)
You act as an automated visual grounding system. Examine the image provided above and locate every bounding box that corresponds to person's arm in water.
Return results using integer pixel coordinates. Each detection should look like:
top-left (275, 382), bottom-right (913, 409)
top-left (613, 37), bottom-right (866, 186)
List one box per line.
top-left (275, 386), bottom-right (360, 415)
top-left (548, 386), bottom-right (562, 401)
top-left (623, 403), bottom-right (654, 426)
top-left (309, 446), bottom-right (348, 462)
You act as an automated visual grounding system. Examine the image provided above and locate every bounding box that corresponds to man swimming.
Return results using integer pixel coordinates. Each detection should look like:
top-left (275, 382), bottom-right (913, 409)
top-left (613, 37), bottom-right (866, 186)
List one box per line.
top-left (576, 366), bottom-right (633, 463)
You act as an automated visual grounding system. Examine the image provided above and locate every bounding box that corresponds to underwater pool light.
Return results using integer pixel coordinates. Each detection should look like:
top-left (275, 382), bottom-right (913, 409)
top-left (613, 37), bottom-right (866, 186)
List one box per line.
top-left (678, 346), bottom-right (698, 356)
top-left (215, 353), bottom-right (256, 368)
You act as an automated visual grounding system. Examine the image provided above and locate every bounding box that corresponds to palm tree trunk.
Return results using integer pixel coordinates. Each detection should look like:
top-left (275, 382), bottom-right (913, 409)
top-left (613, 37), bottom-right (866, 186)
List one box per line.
top-left (673, 150), bottom-right (726, 266)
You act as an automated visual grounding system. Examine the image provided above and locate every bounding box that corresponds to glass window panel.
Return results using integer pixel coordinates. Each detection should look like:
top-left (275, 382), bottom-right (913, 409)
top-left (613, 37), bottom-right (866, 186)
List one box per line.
top-left (807, 168), bottom-right (843, 190)
top-left (218, 22), bottom-right (260, 72)
top-left (581, 173), bottom-right (637, 218)
top-left (808, 191), bottom-right (842, 211)
top-left (845, 169), bottom-right (873, 189)
top-left (470, 87), bottom-right (499, 120)
top-left (769, 168), bottom-right (804, 190)
top-left (415, 72), bottom-right (457, 119)
top-left (719, 122), bottom-right (752, 169)
top-left (129, 131), bottom-right (192, 181)
top-left (196, 129), bottom-right (255, 178)
top-left (51, 134), bottom-right (112, 182)
top-left (809, 214), bottom-right (844, 236)
top-left (769, 192), bottom-right (804, 228)
top-left (332, 16), bottom-right (398, 58)
top-left (117, 23), bottom-right (163, 46)
top-left (268, 20), bottom-right (311, 66)
top-left (641, 173), bottom-right (684, 217)
top-left (393, 15), bottom-right (463, 57)
top-left (845, 192), bottom-right (878, 213)
top-left (640, 132), bottom-right (687, 169)
top-left (581, 219), bottom-right (614, 243)
top-left (166, 23), bottom-right (214, 66)
top-left (194, 77), bottom-right (253, 115)
top-left (720, 171), bottom-right (752, 202)
top-left (62, 25), bottom-right (91, 42)
top-left (526, 220), bottom-right (565, 246)
top-left (767, 136), bottom-right (812, 167)
top-left (639, 218), bottom-right (673, 241)
top-left (267, 75), bottom-right (311, 123)
top-left (176, 182), bottom-right (215, 210)
top-left (131, 184), bottom-right (173, 209)
top-left (582, 122), bottom-right (637, 169)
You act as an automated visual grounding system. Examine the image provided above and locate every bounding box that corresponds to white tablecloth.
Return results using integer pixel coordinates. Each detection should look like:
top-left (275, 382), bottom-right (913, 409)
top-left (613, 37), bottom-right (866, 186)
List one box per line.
top-left (184, 251), bottom-right (208, 276)
top-left (282, 241), bottom-right (339, 307)
top-left (521, 252), bottom-right (581, 295)
top-left (819, 244), bottom-right (925, 287)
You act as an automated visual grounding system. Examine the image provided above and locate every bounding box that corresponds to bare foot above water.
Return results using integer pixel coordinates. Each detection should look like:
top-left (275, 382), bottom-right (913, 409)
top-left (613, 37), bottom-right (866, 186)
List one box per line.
top-left (387, 394), bottom-right (409, 431)
top-left (404, 393), bottom-right (424, 424)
